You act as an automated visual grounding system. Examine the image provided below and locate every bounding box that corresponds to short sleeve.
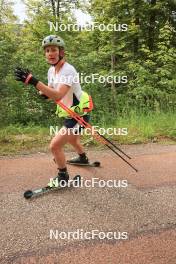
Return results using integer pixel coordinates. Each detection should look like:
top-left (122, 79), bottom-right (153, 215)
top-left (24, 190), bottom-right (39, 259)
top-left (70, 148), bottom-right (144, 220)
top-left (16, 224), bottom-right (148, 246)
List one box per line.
top-left (56, 66), bottom-right (78, 87)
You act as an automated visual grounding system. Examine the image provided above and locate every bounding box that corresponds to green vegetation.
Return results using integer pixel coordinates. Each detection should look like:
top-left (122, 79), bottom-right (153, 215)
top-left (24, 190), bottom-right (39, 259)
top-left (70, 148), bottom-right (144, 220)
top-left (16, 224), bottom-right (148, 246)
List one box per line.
top-left (0, 0), bottom-right (175, 155)
top-left (113, 111), bottom-right (176, 144)
top-left (0, 112), bottom-right (175, 155)
top-left (0, 125), bottom-right (49, 155)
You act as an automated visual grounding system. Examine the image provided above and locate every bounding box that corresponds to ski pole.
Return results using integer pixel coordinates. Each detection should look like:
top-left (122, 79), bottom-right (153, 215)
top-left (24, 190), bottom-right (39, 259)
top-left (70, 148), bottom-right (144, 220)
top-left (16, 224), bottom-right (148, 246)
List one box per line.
top-left (97, 133), bottom-right (131, 159)
top-left (56, 100), bottom-right (138, 172)
top-left (57, 101), bottom-right (131, 159)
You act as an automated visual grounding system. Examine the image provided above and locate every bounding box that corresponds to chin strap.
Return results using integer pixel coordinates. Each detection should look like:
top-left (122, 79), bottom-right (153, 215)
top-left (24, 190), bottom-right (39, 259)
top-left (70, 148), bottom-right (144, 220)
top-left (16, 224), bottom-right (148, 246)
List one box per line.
top-left (50, 59), bottom-right (60, 67)
top-left (48, 48), bottom-right (65, 66)
top-left (53, 59), bottom-right (65, 70)
top-left (51, 57), bottom-right (64, 67)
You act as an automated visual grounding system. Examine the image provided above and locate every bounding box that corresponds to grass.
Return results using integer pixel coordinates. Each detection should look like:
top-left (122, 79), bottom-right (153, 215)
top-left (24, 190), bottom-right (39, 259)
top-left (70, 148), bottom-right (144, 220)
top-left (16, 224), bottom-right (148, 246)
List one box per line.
top-left (0, 112), bottom-right (175, 156)
top-left (111, 111), bottom-right (176, 144)
top-left (0, 125), bottom-right (50, 155)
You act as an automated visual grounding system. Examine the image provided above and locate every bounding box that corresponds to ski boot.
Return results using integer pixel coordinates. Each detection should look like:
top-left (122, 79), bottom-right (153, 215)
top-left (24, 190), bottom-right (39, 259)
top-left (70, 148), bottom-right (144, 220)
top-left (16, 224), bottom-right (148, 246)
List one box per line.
top-left (67, 153), bottom-right (89, 165)
top-left (48, 170), bottom-right (69, 188)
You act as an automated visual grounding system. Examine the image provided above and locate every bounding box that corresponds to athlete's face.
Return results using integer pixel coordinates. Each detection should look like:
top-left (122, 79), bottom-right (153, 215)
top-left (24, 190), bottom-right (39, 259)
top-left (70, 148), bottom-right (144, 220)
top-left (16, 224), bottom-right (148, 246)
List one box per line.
top-left (45, 45), bottom-right (60, 65)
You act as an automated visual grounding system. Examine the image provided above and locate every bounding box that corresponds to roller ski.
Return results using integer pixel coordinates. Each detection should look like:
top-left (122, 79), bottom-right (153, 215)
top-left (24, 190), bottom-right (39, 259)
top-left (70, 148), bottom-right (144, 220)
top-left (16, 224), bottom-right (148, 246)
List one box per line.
top-left (67, 153), bottom-right (100, 168)
top-left (24, 171), bottom-right (81, 199)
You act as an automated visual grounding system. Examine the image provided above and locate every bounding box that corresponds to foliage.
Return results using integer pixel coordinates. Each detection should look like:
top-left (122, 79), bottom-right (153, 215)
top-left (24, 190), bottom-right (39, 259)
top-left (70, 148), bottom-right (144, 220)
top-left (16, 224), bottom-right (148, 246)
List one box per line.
top-left (0, 0), bottom-right (175, 129)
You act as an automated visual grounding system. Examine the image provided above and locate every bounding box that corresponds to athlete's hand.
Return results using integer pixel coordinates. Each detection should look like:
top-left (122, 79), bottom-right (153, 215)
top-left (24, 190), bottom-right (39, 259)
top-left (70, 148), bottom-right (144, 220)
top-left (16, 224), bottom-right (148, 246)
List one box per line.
top-left (14, 67), bottom-right (39, 87)
top-left (14, 67), bottom-right (30, 83)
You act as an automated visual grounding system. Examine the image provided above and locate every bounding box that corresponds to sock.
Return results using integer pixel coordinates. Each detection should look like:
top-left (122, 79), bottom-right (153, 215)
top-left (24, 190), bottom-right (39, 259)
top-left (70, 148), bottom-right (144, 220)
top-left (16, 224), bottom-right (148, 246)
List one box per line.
top-left (58, 168), bottom-right (69, 180)
top-left (58, 167), bottom-right (67, 173)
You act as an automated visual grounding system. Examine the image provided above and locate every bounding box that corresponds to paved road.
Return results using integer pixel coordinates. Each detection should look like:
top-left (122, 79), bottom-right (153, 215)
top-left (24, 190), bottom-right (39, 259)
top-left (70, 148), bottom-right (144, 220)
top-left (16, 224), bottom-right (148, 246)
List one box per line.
top-left (0, 144), bottom-right (176, 264)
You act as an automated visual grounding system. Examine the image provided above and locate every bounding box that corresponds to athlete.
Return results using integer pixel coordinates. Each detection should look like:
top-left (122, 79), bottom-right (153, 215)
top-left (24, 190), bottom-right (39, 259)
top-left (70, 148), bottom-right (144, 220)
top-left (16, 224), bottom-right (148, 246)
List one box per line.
top-left (14, 35), bottom-right (93, 187)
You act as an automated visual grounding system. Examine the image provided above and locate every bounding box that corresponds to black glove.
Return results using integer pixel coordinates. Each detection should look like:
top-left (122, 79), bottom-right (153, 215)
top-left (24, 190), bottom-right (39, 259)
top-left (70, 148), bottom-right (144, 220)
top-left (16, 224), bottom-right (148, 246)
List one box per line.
top-left (14, 67), bottom-right (39, 87)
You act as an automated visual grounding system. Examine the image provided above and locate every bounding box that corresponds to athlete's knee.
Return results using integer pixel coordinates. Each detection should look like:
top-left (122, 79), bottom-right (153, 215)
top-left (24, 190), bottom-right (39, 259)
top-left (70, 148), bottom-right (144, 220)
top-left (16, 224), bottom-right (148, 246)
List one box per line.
top-left (50, 142), bottom-right (56, 152)
top-left (50, 139), bottom-right (62, 152)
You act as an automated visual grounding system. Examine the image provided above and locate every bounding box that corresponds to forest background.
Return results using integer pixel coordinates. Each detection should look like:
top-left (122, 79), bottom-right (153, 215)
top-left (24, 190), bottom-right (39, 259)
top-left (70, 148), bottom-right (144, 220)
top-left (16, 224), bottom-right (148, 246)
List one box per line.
top-left (0, 0), bottom-right (175, 155)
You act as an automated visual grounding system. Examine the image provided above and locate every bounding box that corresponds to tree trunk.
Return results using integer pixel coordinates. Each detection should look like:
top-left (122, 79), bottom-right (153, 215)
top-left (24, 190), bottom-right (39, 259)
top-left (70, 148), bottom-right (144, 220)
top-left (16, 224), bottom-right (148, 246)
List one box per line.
top-left (111, 54), bottom-right (116, 91)
top-left (148, 0), bottom-right (156, 50)
top-left (56, 0), bottom-right (60, 18)
top-left (50, 0), bottom-right (56, 17)
top-left (134, 0), bottom-right (140, 54)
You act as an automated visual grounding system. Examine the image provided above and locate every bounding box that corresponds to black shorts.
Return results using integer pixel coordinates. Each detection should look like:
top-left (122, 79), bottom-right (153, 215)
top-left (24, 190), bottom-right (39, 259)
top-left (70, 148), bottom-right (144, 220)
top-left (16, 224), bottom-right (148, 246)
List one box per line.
top-left (63, 115), bottom-right (90, 134)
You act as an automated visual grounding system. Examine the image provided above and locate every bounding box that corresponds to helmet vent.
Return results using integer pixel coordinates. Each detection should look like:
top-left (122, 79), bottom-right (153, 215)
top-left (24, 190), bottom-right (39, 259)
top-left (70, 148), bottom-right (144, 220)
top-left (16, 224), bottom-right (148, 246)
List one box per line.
top-left (42, 35), bottom-right (65, 48)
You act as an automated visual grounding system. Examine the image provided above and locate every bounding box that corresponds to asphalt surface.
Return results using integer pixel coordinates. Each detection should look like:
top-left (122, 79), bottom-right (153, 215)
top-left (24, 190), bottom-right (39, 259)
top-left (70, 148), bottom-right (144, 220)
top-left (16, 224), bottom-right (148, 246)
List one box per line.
top-left (0, 144), bottom-right (176, 264)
